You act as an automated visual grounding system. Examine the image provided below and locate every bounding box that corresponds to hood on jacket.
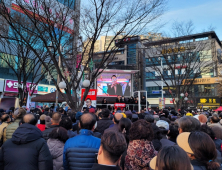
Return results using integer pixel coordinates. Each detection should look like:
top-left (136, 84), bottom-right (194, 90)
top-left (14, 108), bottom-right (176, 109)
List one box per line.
top-left (47, 139), bottom-right (64, 159)
top-left (12, 123), bottom-right (43, 145)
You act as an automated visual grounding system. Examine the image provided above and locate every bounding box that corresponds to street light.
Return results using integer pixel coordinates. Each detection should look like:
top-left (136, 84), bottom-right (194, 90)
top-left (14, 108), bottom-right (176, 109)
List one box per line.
top-left (83, 79), bottom-right (90, 87)
top-left (55, 80), bottom-right (66, 107)
top-left (180, 93), bottom-right (184, 97)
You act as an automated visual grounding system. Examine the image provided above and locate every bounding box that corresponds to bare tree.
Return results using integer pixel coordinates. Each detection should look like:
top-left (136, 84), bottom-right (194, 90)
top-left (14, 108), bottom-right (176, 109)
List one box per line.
top-left (0, 0), bottom-right (167, 111)
top-left (142, 22), bottom-right (215, 110)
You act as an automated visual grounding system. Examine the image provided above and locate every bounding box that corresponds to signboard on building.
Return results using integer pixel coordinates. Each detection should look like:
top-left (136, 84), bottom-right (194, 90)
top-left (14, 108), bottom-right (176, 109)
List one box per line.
top-left (4, 80), bottom-right (38, 94)
top-left (182, 77), bottom-right (222, 85)
top-left (81, 89), bottom-right (97, 108)
top-left (38, 84), bottom-right (56, 94)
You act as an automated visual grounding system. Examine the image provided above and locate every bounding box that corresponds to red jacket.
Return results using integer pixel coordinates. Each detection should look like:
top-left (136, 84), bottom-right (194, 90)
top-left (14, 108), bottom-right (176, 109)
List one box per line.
top-left (37, 124), bottom-right (45, 131)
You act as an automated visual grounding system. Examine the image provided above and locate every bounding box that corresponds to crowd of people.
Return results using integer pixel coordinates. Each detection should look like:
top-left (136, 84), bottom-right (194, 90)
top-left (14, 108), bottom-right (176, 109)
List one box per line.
top-left (0, 105), bottom-right (221, 170)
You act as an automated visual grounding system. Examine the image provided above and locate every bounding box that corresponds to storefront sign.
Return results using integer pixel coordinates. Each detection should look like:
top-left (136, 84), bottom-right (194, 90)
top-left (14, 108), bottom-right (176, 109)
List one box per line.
top-left (161, 46), bottom-right (196, 54)
top-left (199, 97), bottom-right (220, 104)
top-left (38, 84), bottom-right (56, 94)
top-left (183, 77), bottom-right (222, 85)
top-left (4, 80), bottom-right (38, 94)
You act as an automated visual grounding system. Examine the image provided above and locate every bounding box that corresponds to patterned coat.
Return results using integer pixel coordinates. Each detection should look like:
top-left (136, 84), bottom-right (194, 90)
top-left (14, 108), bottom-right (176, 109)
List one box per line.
top-left (124, 139), bottom-right (156, 170)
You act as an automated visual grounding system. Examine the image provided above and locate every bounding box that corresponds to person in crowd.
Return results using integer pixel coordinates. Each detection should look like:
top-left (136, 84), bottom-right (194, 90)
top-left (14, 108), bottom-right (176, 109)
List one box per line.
top-left (44, 107), bottom-right (50, 116)
top-left (43, 112), bottom-right (61, 141)
top-left (144, 114), bottom-right (162, 151)
top-left (194, 114), bottom-right (208, 125)
top-left (101, 98), bottom-right (108, 109)
top-left (131, 114), bottom-right (139, 123)
top-left (105, 113), bottom-right (123, 132)
top-left (58, 108), bottom-right (67, 118)
top-left (37, 114), bottom-right (46, 131)
top-left (125, 110), bottom-right (132, 120)
top-left (83, 98), bottom-right (96, 110)
top-left (200, 125), bottom-right (222, 164)
top-left (178, 116), bottom-right (201, 133)
top-left (0, 114), bottom-right (11, 146)
top-left (116, 95), bottom-right (122, 103)
top-left (45, 116), bottom-right (52, 129)
top-left (4, 108), bottom-right (26, 142)
top-left (47, 127), bottom-right (69, 170)
top-left (63, 113), bottom-right (100, 170)
top-left (209, 114), bottom-right (222, 131)
top-left (89, 108), bottom-right (96, 114)
top-left (128, 96), bottom-right (135, 111)
top-left (167, 124), bottom-right (179, 143)
top-left (211, 125), bottom-right (222, 140)
top-left (121, 96), bottom-right (127, 103)
top-left (177, 131), bottom-right (220, 170)
top-left (123, 119), bottom-right (156, 170)
top-left (59, 117), bottom-right (76, 138)
top-left (107, 75), bottom-right (123, 96)
top-left (96, 109), bottom-right (114, 135)
top-left (149, 145), bottom-right (193, 170)
top-left (92, 131), bottom-right (127, 170)
top-left (0, 114), bottom-right (53, 170)
top-left (134, 97), bottom-right (139, 111)
top-left (118, 118), bottom-right (131, 145)
top-left (156, 120), bottom-right (176, 148)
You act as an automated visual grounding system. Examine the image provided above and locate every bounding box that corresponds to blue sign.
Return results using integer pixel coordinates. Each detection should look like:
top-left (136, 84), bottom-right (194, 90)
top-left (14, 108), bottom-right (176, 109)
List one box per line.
top-left (50, 88), bottom-right (56, 93)
top-left (152, 90), bottom-right (160, 94)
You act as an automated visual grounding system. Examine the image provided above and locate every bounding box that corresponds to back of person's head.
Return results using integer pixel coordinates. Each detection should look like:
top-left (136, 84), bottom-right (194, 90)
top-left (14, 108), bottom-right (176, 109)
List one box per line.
top-left (219, 113), bottom-right (222, 119)
top-left (177, 131), bottom-right (220, 170)
top-left (52, 112), bottom-right (62, 124)
top-left (198, 114), bottom-right (208, 124)
top-left (49, 127), bottom-right (69, 143)
top-left (178, 116), bottom-right (200, 133)
top-left (131, 114), bottom-right (138, 122)
top-left (101, 108), bottom-right (110, 118)
top-left (45, 107), bottom-right (49, 112)
top-left (58, 108), bottom-right (64, 114)
top-left (211, 114), bottom-right (220, 123)
top-left (40, 114), bottom-right (46, 124)
top-left (113, 113), bottom-right (123, 124)
top-left (80, 113), bottom-right (96, 130)
top-left (1, 114), bottom-right (10, 123)
top-left (13, 108), bottom-right (26, 119)
top-left (129, 119), bottom-right (153, 141)
top-left (59, 117), bottom-right (72, 130)
top-left (22, 114), bottom-right (38, 126)
top-left (211, 125), bottom-right (222, 140)
top-left (67, 111), bottom-right (76, 123)
top-left (99, 131), bottom-right (127, 164)
top-left (200, 125), bottom-right (215, 140)
top-left (167, 124), bottom-right (179, 142)
top-left (150, 146), bottom-right (192, 170)
top-left (156, 120), bottom-right (169, 134)
top-left (118, 118), bottom-right (131, 144)
top-left (189, 131), bottom-right (220, 170)
top-left (144, 114), bottom-right (154, 123)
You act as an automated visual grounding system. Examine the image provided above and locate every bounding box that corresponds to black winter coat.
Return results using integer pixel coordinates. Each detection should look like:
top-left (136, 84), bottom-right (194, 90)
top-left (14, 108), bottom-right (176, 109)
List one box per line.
top-left (42, 125), bottom-right (60, 141)
top-left (96, 118), bottom-right (114, 135)
top-left (0, 123), bottom-right (53, 170)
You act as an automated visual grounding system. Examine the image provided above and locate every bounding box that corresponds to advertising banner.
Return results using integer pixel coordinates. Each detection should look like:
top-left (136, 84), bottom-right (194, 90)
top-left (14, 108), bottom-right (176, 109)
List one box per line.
top-left (159, 98), bottom-right (165, 109)
top-left (4, 79), bottom-right (38, 94)
top-left (81, 89), bottom-right (97, 108)
top-left (97, 73), bottom-right (131, 97)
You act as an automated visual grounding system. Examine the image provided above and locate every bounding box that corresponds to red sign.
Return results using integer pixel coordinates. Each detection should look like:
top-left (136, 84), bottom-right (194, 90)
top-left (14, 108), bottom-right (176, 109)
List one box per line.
top-left (114, 103), bottom-right (126, 108)
top-left (81, 89), bottom-right (97, 101)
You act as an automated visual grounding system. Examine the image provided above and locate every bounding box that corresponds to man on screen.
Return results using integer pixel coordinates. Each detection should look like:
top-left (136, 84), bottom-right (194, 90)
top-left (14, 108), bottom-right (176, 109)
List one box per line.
top-left (107, 75), bottom-right (122, 96)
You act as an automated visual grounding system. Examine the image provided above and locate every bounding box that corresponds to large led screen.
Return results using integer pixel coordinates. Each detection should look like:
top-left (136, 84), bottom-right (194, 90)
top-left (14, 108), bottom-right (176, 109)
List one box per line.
top-left (97, 73), bottom-right (131, 97)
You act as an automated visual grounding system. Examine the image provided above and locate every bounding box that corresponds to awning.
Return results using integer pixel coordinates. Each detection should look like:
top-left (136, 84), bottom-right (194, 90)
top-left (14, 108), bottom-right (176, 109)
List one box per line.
top-left (31, 91), bottom-right (75, 103)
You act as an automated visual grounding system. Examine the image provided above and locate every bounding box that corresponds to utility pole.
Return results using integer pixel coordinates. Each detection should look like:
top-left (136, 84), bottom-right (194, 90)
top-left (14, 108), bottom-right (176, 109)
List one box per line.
top-left (160, 57), bottom-right (164, 109)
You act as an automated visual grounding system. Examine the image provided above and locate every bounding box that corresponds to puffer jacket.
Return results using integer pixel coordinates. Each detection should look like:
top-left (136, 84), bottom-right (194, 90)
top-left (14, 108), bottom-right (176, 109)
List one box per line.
top-left (0, 122), bottom-right (9, 142)
top-left (43, 125), bottom-right (60, 141)
top-left (48, 139), bottom-right (64, 170)
top-left (63, 129), bottom-right (101, 170)
top-left (4, 119), bottom-right (21, 142)
top-left (0, 123), bottom-right (53, 170)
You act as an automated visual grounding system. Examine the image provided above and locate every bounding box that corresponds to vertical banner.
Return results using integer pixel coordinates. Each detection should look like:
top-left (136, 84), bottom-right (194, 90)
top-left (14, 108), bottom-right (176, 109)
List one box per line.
top-left (26, 90), bottom-right (31, 111)
top-left (159, 98), bottom-right (165, 109)
top-left (81, 89), bottom-right (97, 108)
